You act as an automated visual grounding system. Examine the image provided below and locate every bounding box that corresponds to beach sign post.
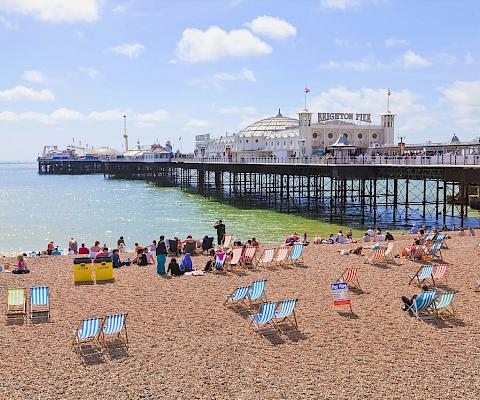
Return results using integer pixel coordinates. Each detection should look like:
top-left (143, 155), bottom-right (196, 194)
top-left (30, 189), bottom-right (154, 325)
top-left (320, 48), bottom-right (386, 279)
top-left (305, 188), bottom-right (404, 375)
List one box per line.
top-left (73, 257), bottom-right (93, 284)
top-left (94, 257), bottom-right (114, 282)
top-left (331, 282), bottom-right (353, 312)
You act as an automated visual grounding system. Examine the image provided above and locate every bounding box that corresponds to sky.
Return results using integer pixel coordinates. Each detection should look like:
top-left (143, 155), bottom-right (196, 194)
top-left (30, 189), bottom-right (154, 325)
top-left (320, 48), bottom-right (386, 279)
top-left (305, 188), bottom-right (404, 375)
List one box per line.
top-left (0, 0), bottom-right (479, 160)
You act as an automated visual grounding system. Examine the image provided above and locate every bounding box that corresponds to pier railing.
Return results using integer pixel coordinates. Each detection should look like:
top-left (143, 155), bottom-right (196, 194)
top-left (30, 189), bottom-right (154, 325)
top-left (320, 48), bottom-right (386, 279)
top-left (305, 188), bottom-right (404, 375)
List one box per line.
top-left (172, 154), bottom-right (480, 166)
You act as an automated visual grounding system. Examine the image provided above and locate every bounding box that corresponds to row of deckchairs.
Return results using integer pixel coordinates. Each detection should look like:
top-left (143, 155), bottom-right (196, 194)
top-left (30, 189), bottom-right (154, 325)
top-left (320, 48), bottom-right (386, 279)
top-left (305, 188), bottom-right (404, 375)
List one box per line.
top-left (6, 287), bottom-right (50, 323)
top-left (405, 290), bottom-right (456, 320)
top-left (224, 278), bottom-right (267, 305)
top-left (256, 243), bottom-right (305, 268)
top-left (411, 235), bottom-right (446, 261)
top-left (409, 264), bottom-right (448, 287)
top-left (225, 246), bottom-right (258, 271)
top-left (74, 313), bottom-right (128, 353)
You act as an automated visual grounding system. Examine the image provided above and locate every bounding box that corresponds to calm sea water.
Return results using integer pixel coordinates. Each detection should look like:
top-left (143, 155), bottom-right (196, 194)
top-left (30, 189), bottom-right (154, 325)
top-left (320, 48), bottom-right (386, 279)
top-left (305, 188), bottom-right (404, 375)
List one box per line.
top-left (0, 163), bottom-right (368, 254)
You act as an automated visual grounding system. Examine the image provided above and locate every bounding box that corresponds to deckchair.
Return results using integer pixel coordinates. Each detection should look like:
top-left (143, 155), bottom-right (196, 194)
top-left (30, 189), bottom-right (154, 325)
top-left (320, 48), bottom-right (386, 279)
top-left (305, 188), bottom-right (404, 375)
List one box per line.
top-left (431, 264), bottom-right (448, 286)
top-left (224, 285), bottom-right (249, 305)
top-left (30, 286), bottom-right (50, 322)
top-left (249, 301), bottom-right (277, 332)
top-left (288, 243), bottom-right (305, 266)
top-left (241, 246), bottom-right (257, 267)
top-left (274, 246), bottom-right (290, 266)
top-left (409, 245), bottom-right (425, 260)
top-left (432, 291), bottom-right (455, 320)
top-left (256, 248), bottom-right (275, 268)
top-left (247, 279), bottom-right (267, 304)
top-left (73, 317), bottom-right (103, 353)
top-left (213, 253), bottom-right (226, 272)
top-left (366, 246), bottom-right (386, 265)
top-left (384, 241), bottom-right (395, 263)
top-left (6, 288), bottom-right (27, 323)
top-left (273, 298), bottom-right (298, 332)
top-left (409, 265), bottom-right (434, 287)
top-left (422, 234), bottom-right (434, 244)
top-left (405, 290), bottom-right (436, 319)
top-left (102, 313), bottom-right (128, 348)
top-left (337, 267), bottom-right (360, 289)
top-left (222, 233), bottom-right (234, 250)
top-left (226, 247), bottom-right (243, 270)
top-left (425, 241), bottom-right (443, 260)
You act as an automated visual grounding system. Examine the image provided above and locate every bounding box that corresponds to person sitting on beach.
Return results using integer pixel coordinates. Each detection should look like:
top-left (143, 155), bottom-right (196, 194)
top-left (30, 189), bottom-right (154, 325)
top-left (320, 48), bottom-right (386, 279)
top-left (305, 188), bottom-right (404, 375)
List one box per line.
top-left (204, 250), bottom-right (216, 272)
top-left (327, 234), bottom-right (335, 244)
top-left (90, 241), bottom-right (101, 258)
top-left (69, 238), bottom-right (78, 254)
top-left (12, 255), bottom-right (30, 274)
top-left (402, 285), bottom-right (429, 313)
top-left (363, 232), bottom-right (370, 242)
top-left (410, 224), bottom-right (418, 234)
top-left (367, 228), bottom-right (375, 237)
top-left (337, 230), bottom-right (346, 244)
top-left (385, 231), bottom-right (394, 241)
top-left (117, 236), bottom-right (125, 248)
top-left (179, 253), bottom-right (193, 272)
top-left (145, 247), bottom-right (155, 264)
top-left (167, 258), bottom-right (184, 276)
top-left (133, 248), bottom-right (148, 266)
top-left (51, 247), bottom-right (61, 256)
top-left (95, 247), bottom-right (109, 258)
top-left (111, 249), bottom-right (121, 268)
top-left (134, 243), bottom-right (143, 253)
top-left (150, 240), bottom-right (157, 253)
top-left (78, 243), bottom-right (89, 255)
top-left (68, 248), bottom-right (75, 255)
top-left (376, 232), bottom-right (384, 242)
top-left (251, 237), bottom-right (260, 247)
top-left (346, 229), bottom-right (353, 241)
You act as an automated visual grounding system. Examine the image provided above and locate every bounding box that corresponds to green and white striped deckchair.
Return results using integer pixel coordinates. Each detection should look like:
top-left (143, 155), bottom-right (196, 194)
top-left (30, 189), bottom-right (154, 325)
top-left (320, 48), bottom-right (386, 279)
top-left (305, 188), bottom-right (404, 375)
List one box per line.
top-left (6, 288), bottom-right (27, 323)
top-left (102, 313), bottom-right (128, 348)
top-left (433, 291), bottom-right (456, 320)
top-left (30, 286), bottom-right (50, 322)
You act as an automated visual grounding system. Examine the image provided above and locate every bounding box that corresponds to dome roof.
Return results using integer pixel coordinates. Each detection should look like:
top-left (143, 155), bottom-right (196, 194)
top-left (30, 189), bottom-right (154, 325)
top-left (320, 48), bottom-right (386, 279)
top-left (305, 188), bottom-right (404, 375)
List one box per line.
top-left (237, 110), bottom-right (298, 138)
top-left (448, 134), bottom-right (460, 144)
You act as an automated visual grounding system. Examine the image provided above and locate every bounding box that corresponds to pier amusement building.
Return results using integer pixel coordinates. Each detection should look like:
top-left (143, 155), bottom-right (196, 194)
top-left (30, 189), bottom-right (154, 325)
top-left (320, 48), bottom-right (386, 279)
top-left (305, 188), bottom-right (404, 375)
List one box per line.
top-left (195, 108), bottom-right (395, 158)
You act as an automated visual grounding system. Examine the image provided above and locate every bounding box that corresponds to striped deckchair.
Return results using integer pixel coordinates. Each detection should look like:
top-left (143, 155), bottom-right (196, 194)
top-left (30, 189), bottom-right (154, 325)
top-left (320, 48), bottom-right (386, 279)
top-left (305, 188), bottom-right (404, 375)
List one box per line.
top-left (222, 233), bottom-right (234, 250)
top-left (30, 286), bottom-right (50, 322)
top-left (409, 245), bottom-right (425, 260)
top-left (431, 264), bottom-right (448, 286)
top-left (73, 317), bottom-right (102, 353)
top-left (247, 279), bottom-right (267, 304)
top-left (422, 234), bottom-right (434, 244)
top-left (102, 313), bottom-right (128, 348)
top-left (227, 247), bottom-right (243, 270)
top-left (213, 253), bottom-right (226, 272)
top-left (433, 291), bottom-right (455, 320)
top-left (6, 288), bottom-right (27, 323)
top-left (273, 298), bottom-right (298, 332)
top-left (409, 265), bottom-right (434, 286)
top-left (256, 248), bottom-right (275, 268)
top-left (224, 285), bottom-right (249, 305)
top-left (425, 241), bottom-right (443, 260)
top-left (337, 267), bottom-right (360, 289)
top-left (366, 246), bottom-right (386, 265)
top-left (274, 246), bottom-right (290, 267)
top-left (384, 241), bottom-right (395, 263)
top-left (249, 301), bottom-right (277, 332)
top-left (288, 243), bottom-right (305, 266)
top-left (241, 246), bottom-right (257, 267)
top-left (405, 290), bottom-right (436, 318)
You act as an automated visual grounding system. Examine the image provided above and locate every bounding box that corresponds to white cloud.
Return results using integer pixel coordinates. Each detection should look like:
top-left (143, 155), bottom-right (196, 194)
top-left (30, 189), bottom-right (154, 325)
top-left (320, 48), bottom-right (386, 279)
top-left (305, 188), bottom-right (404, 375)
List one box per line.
top-left (189, 68), bottom-right (256, 90)
top-left (441, 80), bottom-right (480, 127)
top-left (0, 86), bottom-right (54, 101)
top-left (0, 0), bottom-right (100, 23)
top-left (175, 26), bottom-right (271, 63)
top-left (107, 43), bottom-right (145, 59)
top-left (185, 118), bottom-right (209, 129)
top-left (79, 67), bottom-right (99, 78)
top-left (320, 0), bottom-right (385, 9)
top-left (245, 16), bottom-right (296, 40)
top-left (74, 30), bottom-right (85, 39)
top-left (402, 50), bottom-right (431, 68)
top-left (320, 57), bottom-right (386, 71)
top-left (135, 109), bottom-right (169, 122)
top-left (464, 52), bottom-right (474, 65)
top-left (112, 4), bottom-right (127, 13)
top-left (218, 106), bottom-right (257, 115)
top-left (0, 107), bottom-right (82, 124)
top-left (333, 38), bottom-right (349, 47)
top-left (385, 37), bottom-right (408, 47)
top-left (0, 15), bottom-right (18, 30)
top-left (21, 70), bottom-right (46, 83)
top-left (134, 121), bottom-right (156, 129)
top-left (89, 109), bottom-right (126, 121)
top-left (398, 115), bottom-right (435, 132)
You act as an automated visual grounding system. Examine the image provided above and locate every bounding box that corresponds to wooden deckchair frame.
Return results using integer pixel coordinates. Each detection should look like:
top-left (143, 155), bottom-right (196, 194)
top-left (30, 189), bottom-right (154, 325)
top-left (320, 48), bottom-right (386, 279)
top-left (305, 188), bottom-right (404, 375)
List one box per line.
top-left (274, 246), bottom-right (290, 267)
top-left (274, 299), bottom-right (298, 333)
top-left (101, 313), bottom-right (129, 349)
top-left (337, 267), bottom-right (360, 289)
top-left (256, 248), bottom-right (275, 268)
top-left (408, 265), bottom-right (434, 287)
top-left (366, 247), bottom-right (386, 265)
top-left (73, 317), bottom-right (103, 355)
top-left (6, 288), bottom-right (27, 323)
top-left (432, 292), bottom-right (456, 320)
top-left (30, 286), bottom-right (50, 322)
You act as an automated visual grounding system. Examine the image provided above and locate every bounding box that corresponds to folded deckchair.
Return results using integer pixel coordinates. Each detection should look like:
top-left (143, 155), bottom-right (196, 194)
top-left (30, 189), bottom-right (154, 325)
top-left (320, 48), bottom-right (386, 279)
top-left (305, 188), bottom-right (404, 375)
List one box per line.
top-left (366, 246), bottom-right (386, 265)
top-left (432, 291), bottom-right (455, 320)
top-left (73, 317), bottom-right (102, 353)
top-left (247, 279), bottom-right (267, 304)
top-left (405, 290), bottom-right (436, 318)
top-left (30, 286), bottom-right (50, 322)
top-left (241, 245), bottom-right (257, 267)
top-left (409, 265), bottom-right (435, 287)
top-left (337, 267), bottom-right (360, 289)
top-left (256, 248), bottom-right (275, 268)
top-left (249, 301), bottom-right (277, 332)
top-left (102, 313), bottom-right (128, 348)
top-left (274, 246), bottom-right (290, 266)
top-left (274, 298), bottom-right (298, 332)
top-left (425, 241), bottom-right (443, 260)
top-left (222, 233), bottom-right (234, 250)
top-left (227, 247), bottom-right (243, 270)
top-left (6, 288), bottom-right (27, 323)
top-left (288, 243), bottom-right (305, 266)
top-left (224, 285), bottom-right (249, 305)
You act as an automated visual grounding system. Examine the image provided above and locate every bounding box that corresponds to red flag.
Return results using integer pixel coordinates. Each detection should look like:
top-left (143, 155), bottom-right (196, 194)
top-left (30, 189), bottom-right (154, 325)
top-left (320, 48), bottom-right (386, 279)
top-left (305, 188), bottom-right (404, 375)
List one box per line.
top-left (304, 87), bottom-right (310, 93)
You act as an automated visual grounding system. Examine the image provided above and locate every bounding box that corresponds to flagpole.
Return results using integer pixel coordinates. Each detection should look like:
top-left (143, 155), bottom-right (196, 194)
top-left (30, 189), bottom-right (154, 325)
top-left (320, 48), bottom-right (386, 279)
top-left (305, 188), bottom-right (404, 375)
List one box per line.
top-left (387, 89), bottom-right (390, 111)
top-left (304, 86), bottom-right (307, 110)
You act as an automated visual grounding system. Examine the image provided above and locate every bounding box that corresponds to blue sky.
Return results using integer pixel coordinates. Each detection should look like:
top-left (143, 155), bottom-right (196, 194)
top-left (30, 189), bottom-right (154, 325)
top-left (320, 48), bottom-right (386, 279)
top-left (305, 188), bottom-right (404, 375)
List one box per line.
top-left (0, 0), bottom-right (479, 160)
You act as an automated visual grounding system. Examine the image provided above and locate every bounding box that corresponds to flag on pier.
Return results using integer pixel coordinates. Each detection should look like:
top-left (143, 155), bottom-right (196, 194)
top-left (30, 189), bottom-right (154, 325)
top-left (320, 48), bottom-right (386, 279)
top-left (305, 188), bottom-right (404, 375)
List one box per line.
top-left (304, 87), bottom-right (311, 93)
top-left (388, 89), bottom-right (391, 96)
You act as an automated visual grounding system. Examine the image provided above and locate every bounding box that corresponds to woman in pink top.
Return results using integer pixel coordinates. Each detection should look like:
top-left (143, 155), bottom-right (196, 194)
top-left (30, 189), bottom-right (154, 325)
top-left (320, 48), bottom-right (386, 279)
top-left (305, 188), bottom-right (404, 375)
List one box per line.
top-left (12, 255), bottom-right (30, 274)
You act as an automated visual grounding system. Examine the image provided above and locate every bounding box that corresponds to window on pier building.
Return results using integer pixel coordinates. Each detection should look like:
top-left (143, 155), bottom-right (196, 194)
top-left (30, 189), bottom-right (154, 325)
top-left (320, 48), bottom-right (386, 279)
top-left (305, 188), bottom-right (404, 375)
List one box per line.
top-left (328, 133), bottom-right (334, 139)
top-left (358, 133), bottom-right (363, 139)
top-left (372, 133), bottom-right (378, 139)
top-left (312, 133), bottom-right (318, 138)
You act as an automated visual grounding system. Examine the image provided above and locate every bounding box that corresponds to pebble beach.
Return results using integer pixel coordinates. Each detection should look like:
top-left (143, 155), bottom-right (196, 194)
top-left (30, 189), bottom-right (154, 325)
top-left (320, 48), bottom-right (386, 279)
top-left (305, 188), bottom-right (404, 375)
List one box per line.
top-left (1, 233), bottom-right (480, 399)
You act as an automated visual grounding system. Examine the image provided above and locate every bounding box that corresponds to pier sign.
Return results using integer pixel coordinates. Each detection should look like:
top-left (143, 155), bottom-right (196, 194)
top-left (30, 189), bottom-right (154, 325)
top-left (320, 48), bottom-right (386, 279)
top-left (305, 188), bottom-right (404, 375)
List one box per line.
top-left (331, 282), bottom-right (350, 306)
top-left (318, 112), bottom-right (371, 123)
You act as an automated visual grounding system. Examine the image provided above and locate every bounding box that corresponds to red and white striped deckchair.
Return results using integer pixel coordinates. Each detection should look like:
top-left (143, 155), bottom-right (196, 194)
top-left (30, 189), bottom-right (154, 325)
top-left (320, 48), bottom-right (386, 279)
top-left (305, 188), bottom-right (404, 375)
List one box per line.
top-left (409, 245), bottom-right (425, 260)
top-left (256, 248), bottom-right (275, 268)
top-left (384, 241), bottom-right (395, 263)
top-left (226, 247), bottom-right (243, 271)
top-left (241, 246), bottom-right (257, 268)
top-left (222, 233), bottom-right (234, 250)
top-left (337, 267), bottom-right (360, 289)
top-left (431, 264), bottom-right (448, 286)
top-left (366, 246), bottom-right (386, 265)
top-left (274, 246), bottom-right (290, 266)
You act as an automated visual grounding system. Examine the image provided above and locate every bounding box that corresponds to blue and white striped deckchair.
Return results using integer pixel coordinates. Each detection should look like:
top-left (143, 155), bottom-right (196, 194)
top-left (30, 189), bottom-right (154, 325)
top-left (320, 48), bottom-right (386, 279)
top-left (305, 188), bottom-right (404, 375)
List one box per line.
top-left (224, 285), bottom-right (249, 305)
top-left (436, 234), bottom-right (446, 242)
top-left (409, 265), bottom-right (434, 286)
top-left (406, 290), bottom-right (436, 318)
top-left (73, 317), bottom-right (102, 352)
top-left (30, 286), bottom-right (50, 321)
top-left (249, 301), bottom-right (277, 332)
top-left (426, 241), bottom-right (443, 260)
top-left (288, 243), bottom-right (305, 266)
top-left (273, 298), bottom-right (298, 332)
top-left (433, 291), bottom-right (455, 320)
top-left (102, 313), bottom-right (128, 348)
top-left (247, 279), bottom-right (267, 304)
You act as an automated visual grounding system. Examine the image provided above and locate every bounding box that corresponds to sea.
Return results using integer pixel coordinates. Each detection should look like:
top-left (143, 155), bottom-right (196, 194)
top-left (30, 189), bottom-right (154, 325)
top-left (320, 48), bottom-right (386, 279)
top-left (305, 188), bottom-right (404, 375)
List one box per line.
top-left (0, 163), bottom-right (369, 255)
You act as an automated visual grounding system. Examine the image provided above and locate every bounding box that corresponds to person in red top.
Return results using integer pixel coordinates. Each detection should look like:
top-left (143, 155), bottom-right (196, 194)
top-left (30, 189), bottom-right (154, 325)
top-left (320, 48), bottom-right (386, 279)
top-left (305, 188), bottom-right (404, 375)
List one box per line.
top-left (95, 247), bottom-right (109, 258)
top-left (78, 243), bottom-right (89, 255)
top-left (47, 242), bottom-right (54, 255)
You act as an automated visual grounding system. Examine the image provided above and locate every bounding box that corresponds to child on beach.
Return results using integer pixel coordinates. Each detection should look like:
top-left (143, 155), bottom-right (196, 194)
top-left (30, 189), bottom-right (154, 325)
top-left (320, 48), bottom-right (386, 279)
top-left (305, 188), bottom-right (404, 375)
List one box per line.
top-left (12, 255), bottom-right (29, 274)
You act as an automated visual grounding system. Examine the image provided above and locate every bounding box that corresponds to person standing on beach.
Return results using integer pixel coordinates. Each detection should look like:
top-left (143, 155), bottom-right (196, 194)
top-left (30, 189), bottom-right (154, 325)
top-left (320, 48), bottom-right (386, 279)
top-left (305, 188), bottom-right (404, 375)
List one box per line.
top-left (69, 238), bottom-right (78, 254)
top-left (156, 235), bottom-right (167, 275)
top-left (214, 220), bottom-right (226, 245)
top-left (47, 242), bottom-right (54, 255)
